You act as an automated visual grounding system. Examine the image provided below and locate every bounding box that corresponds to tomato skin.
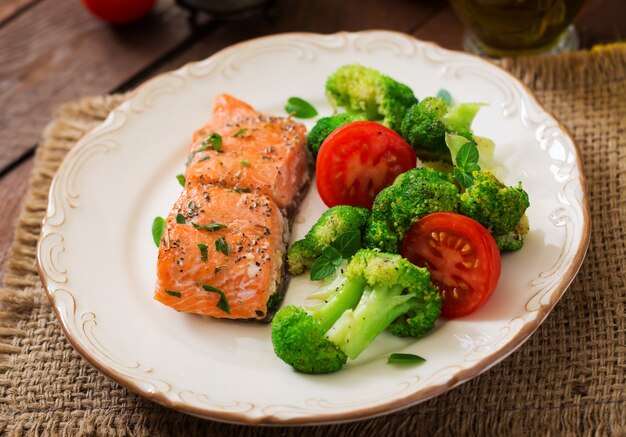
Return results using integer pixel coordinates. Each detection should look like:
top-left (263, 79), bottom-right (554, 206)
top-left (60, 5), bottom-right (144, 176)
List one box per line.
top-left (81, 0), bottom-right (156, 24)
top-left (316, 121), bottom-right (416, 209)
top-left (401, 212), bottom-right (501, 319)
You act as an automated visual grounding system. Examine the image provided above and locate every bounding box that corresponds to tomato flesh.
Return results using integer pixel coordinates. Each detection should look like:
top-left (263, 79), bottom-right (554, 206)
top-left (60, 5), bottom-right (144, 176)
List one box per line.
top-left (81, 0), bottom-right (156, 24)
top-left (401, 212), bottom-right (501, 318)
top-left (316, 121), bottom-right (416, 209)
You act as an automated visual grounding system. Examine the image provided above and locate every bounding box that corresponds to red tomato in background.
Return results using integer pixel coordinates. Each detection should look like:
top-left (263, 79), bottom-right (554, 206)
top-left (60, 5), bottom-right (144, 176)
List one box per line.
top-left (81, 0), bottom-right (157, 24)
top-left (401, 212), bottom-right (501, 319)
top-left (316, 121), bottom-right (416, 209)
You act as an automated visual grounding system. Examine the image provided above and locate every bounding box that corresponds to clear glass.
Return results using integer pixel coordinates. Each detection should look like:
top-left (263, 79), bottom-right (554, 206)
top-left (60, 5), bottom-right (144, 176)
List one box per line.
top-left (450, 0), bottom-right (586, 57)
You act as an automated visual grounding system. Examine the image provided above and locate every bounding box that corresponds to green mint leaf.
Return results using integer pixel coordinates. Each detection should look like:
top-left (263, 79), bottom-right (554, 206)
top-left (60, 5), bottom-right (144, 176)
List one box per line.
top-left (202, 133), bottom-right (223, 153)
top-left (310, 246), bottom-right (342, 281)
top-left (285, 97), bottom-right (318, 119)
top-left (454, 168), bottom-right (474, 189)
top-left (176, 214), bottom-right (185, 224)
top-left (198, 243), bottom-right (208, 262)
top-left (151, 216), bottom-right (166, 247)
top-left (240, 160), bottom-right (251, 166)
top-left (436, 89), bottom-right (453, 106)
top-left (215, 237), bottom-right (230, 256)
top-left (455, 141), bottom-right (479, 172)
top-left (192, 222), bottom-right (226, 231)
top-left (331, 230), bottom-right (362, 258)
top-left (201, 284), bottom-right (230, 314)
top-left (233, 128), bottom-right (247, 137)
top-left (176, 173), bottom-right (185, 187)
top-left (165, 290), bottom-right (181, 298)
top-left (387, 353), bottom-right (426, 365)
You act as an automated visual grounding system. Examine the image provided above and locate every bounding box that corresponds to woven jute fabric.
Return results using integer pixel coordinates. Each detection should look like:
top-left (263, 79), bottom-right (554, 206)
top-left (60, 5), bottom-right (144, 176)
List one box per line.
top-left (1, 46), bottom-right (625, 436)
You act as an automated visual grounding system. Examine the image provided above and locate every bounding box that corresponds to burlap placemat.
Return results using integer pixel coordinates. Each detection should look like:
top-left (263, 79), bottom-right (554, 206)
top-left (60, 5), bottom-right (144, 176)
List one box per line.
top-left (1, 45), bottom-right (625, 436)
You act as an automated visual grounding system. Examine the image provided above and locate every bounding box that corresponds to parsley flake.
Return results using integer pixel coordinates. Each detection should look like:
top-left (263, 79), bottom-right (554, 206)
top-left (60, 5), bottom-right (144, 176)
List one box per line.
top-left (215, 237), bottom-right (230, 256)
top-left (176, 214), bottom-right (185, 224)
top-left (198, 243), bottom-right (208, 262)
top-left (233, 128), bottom-right (247, 137)
top-left (151, 217), bottom-right (166, 247)
top-left (240, 160), bottom-right (251, 166)
top-left (176, 174), bottom-right (185, 187)
top-left (192, 222), bottom-right (226, 231)
top-left (165, 290), bottom-right (181, 298)
top-left (387, 353), bottom-right (426, 365)
top-left (201, 284), bottom-right (230, 314)
top-left (202, 133), bottom-right (223, 153)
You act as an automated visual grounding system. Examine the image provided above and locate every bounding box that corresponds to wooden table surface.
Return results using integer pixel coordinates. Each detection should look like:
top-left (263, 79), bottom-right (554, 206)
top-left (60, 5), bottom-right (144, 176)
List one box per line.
top-left (0, 0), bottom-right (624, 280)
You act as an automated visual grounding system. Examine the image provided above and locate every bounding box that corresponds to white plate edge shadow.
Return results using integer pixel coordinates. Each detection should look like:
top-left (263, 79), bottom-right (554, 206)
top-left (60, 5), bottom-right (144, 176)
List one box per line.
top-left (36, 30), bottom-right (591, 425)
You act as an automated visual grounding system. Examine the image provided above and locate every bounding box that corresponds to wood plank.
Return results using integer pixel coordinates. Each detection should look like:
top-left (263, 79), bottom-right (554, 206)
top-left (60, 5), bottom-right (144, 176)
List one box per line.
top-left (0, 0), bottom-right (39, 25)
top-left (120, 0), bottom-right (448, 85)
top-left (0, 157), bottom-right (33, 280)
top-left (0, 0), bottom-right (208, 174)
top-left (412, 6), bottom-right (464, 51)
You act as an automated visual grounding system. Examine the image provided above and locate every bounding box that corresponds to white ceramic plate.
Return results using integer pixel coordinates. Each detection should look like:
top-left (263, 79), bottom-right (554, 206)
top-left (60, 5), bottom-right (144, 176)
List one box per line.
top-left (37, 31), bottom-right (590, 425)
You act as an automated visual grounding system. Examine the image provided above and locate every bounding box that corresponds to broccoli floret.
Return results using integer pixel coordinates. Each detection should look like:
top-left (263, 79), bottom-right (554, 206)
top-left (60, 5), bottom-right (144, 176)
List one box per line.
top-left (307, 113), bottom-right (367, 157)
top-left (325, 64), bottom-right (417, 132)
top-left (400, 97), bottom-right (483, 163)
top-left (287, 206), bottom-right (370, 275)
top-left (459, 170), bottom-right (530, 237)
top-left (364, 168), bottom-right (460, 253)
top-left (493, 213), bottom-right (530, 251)
top-left (271, 250), bottom-right (441, 373)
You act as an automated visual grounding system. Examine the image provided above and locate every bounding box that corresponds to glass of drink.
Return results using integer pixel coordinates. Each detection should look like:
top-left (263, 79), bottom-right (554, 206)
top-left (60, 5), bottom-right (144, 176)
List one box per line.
top-left (449, 0), bottom-right (587, 57)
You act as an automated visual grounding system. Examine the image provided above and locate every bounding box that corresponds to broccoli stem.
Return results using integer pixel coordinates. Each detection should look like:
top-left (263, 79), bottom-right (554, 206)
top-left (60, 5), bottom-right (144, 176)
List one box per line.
top-left (325, 284), bottom-right (415, 359)
top-left (310, 276), bottom-right (366, 332)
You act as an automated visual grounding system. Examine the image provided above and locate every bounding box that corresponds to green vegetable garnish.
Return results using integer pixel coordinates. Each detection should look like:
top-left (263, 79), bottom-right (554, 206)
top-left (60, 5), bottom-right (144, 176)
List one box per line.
top-left (285, 97), bottom-right (318, 119)
top-left (201, 284), bottom-right (230, 314)
top-left (176, 173), bottom-right (185, 187)
top-left (240, 160), bottom-right (251, 166)
top-left (387, 353), bottom-right (426, 365)
top-left (310, 246), bottom-right (343, 281)
top-left (234, 187), bottom-right (251, 193)
top-left (176, 214), bottom-right (185, 224)
top-left (215, 237), bottom-right (230, 256)
top-left (165, 290), bottom-right (181, 298)
top-left (151, 216), bottom-right (166, 247)
top-left (436, 89), bottom-right (453, 106)
top-left (331, 230), bottom-right (361, 258)
top-left (192, 222), bottom-right (226, 231)
top-left (202, 133), bottom-right (223, 153)
top-left (198, 243), bottom-right (208, 261)
top-left (233, 128), bottom-right (247, 137)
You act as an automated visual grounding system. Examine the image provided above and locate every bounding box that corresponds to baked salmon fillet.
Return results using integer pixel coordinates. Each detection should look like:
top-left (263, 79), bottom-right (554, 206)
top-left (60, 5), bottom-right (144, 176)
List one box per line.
top-left (184, 94), bottom-right (311, 212)
top-left (154, 184), bottom-right (286, 320)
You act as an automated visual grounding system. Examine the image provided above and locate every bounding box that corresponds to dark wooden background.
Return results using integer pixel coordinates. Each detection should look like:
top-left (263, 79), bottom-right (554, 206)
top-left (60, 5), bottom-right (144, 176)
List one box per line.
top-left (0, 0), bottom-right (624, 278)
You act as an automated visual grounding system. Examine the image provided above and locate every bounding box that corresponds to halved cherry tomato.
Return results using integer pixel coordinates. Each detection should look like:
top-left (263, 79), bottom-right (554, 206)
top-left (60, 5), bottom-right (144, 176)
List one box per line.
top-left (81, 0), bottom-right (156, 24)
top-left (316, 121), bottom-right (416, 209)
top-left (401, 212), bottom-right (501, 318)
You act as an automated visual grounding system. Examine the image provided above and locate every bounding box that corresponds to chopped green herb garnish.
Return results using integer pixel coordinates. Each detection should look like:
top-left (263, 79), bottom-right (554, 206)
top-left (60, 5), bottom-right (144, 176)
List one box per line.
top-left (310, 246), bottom-right (342, 281)
top-left (387, 353), bottom-right (426, 365)
top-left (198, 155), bottom-right (210, 162)
top-left (233, 128), bottom-right (247, 137)
top-left (202, 133), bottom-right (223, 153)
top-left (198, 243), bottom-right (208, 261)
top-left (234, 187), bottom-right (251, 193)
top-left (214, 266), bottom-right (229, 274)
top-left (188, 201), bottom-right (196, 212)
top-left (436, 89), bottom-right (453, 106)
top-left (151, 216), bottom-right (166, 247)
top-left (165, 290), bottom-right (181, 298)
top-left (285, 97), bottom-right (318, 119)
top-left (201, 284), bottom-right (230, 314)
top-left (215, 237), bottom-right (230, 256)
top-left (176, 173), bottom-right (185, 187)
top-left (176, 214), bottom-right (185, 224)
top-left (240, 160), bottom-right (251, 166)
top-left (196, 144), bottom-right (209, 153)
top-left (192, 222), bottom-right (226, 231)
top-left (255, 225), bottom-right (270, 235)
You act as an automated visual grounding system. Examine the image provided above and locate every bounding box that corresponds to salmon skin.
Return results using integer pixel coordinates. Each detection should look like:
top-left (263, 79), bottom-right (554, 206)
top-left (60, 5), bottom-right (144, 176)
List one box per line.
top-left (155, 95), bottom-right (310, 320)
top-left (185, 94), bottom-right (311, 212)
